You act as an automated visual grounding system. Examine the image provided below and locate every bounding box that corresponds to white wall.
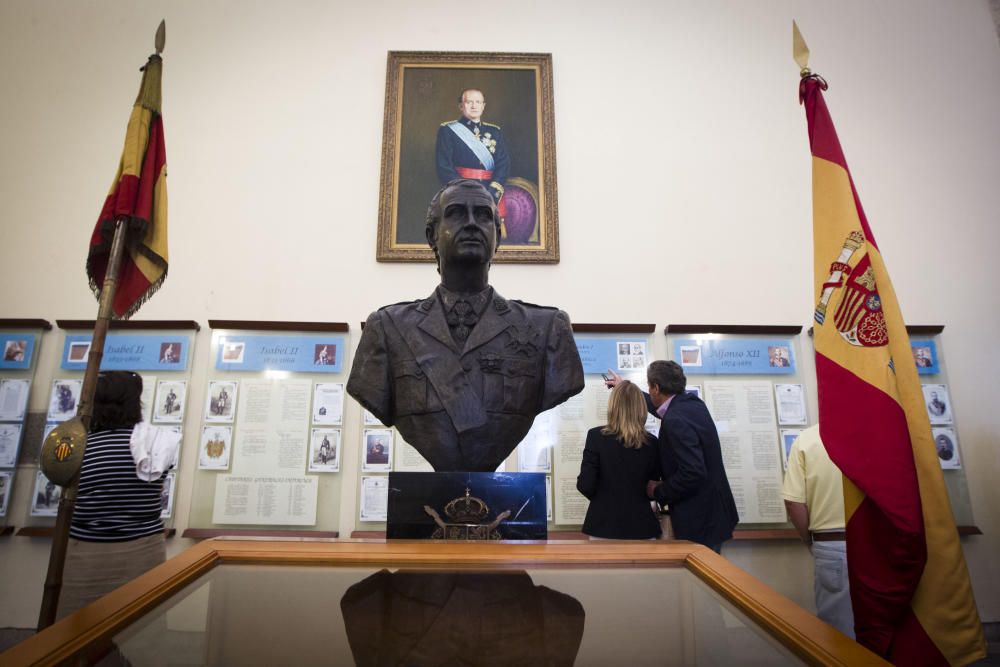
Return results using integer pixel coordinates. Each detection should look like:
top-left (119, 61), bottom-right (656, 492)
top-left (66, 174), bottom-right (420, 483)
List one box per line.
top-left (1, 0), bottom-right (998, 630)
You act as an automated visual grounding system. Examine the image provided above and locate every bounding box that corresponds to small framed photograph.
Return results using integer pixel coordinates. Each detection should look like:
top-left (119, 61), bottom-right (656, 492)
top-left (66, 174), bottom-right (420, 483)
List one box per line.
top-left (153, 380), bottom-right (187, 423)
top-left (308, 428), bottom-right (341, 472)
top-left (932, 427), bottom-right (961, 470)
top-left (0, 471), bottom-right (11, 516)
top-left (3, 339), bottom-right (28, 363)
top-left (67, 341), bottom-right (91, 363)
top-left (0, 378), bottom-right (32, 421)
top-left (199, 425), bottom-right (232, 470)
top-left (205, 380), bottom-right (238, 423)
top-left (911, 341), bottom-right (938, 374)
top-left (47, 379), bottom-right (83, 422)
top-left (679, 345), bottom-right (702, 367)
top-left (31, 470), bottom-right (62, 516)
top-left (768, 345), bottom-right (792, 368)
top-left (312, 382), bottom-right (345, 425)
top-left (684, 385), bottom-right (702, 399)
top-left (362, 428), bottom-right (393, 472)
top-left (779, 429), bottom-right (803, 470)
top-left (359, 475), bottom-right (389, 522)
top-left (313, 344), bottom-right (336, 366)
top-left (0, 423), bottom-right (23, 468)
top-left (922, 384), bottom-right (953, 425)
top-left (160, 472), bottom-right (176, 519)
top-left (159, 342), bottom-right (182, 364)
top-left (774, 383), bottom-right (808, 425)
top-left (221, 341), bottom-right (246, 364)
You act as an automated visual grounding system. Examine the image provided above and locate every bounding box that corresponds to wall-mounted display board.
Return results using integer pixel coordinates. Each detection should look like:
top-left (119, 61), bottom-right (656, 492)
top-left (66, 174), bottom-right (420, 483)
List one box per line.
top-left (665, 325), bottom-right (808, 530)
top-left (19, 320), bottom-right (198, 535)
top-left (185, 322), bottom-right (349, 537)
top-left (0, 319), bottom-right (51, 534)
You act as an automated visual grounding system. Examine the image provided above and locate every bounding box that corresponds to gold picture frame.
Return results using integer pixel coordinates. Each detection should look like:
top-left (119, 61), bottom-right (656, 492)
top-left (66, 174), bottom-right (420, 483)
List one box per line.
top-left (377, 51), bottom-right (559, 263)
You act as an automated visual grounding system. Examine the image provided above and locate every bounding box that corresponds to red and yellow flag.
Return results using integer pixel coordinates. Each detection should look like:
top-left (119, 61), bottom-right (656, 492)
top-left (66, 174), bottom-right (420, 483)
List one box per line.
top-left (801, 74), bottom-right (985, 665)
top-left (86, 54), bottom-right (168, 319)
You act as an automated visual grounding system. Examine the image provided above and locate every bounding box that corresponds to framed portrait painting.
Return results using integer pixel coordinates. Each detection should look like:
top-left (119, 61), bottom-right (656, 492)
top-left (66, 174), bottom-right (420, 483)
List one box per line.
top-left (377, 51), bottom-right (559, 263)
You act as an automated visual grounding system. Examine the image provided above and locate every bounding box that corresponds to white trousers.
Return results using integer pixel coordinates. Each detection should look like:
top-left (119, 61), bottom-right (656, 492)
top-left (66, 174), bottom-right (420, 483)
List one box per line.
top-left (812, 540), bottom-right (855, 639)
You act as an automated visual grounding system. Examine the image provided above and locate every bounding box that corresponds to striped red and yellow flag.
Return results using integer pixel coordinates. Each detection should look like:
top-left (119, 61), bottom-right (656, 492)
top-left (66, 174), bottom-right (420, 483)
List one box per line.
top-left (86, 53), bottom-right (168, 319)
top-left (801, 74), bottom-right (985, 666)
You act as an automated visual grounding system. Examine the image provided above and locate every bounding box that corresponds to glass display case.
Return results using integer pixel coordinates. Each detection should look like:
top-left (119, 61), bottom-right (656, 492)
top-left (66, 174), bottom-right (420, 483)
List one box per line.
top-left (2, 539), bottom-right (884, 666)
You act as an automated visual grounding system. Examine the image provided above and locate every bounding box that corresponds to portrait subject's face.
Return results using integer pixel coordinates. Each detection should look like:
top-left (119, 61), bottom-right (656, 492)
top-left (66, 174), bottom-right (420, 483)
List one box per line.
top-left (459, 90), bottom-right (485, 122)
top-left (435, 186), bottom-right (498, 268)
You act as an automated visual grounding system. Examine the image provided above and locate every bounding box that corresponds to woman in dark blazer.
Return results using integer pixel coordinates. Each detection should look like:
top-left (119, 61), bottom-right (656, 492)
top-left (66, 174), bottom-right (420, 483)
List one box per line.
top-left (577, 380), bottom-right (661, 539)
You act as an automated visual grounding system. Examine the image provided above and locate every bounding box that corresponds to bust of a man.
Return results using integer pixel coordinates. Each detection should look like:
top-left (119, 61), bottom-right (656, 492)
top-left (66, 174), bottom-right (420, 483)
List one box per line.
top-left (347, 179), bottom-right (584, 472)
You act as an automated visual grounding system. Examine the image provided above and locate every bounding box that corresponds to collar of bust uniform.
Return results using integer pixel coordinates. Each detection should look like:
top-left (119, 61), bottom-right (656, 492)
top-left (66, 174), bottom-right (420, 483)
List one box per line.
top-left (436, 285), bottom-right (493, 318)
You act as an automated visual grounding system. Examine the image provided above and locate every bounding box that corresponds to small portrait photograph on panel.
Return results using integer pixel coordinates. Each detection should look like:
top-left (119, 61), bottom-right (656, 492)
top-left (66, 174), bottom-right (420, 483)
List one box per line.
top-left (309, 428), bottom-right (341, 473)
top-left (3, 339), bottom-right (27, 362)
top-left (680, 345), bottom-right (702, 367)
top-left (619, 355), bottom-right (632, 369)
top-left (362, 428), bottom-right (393, 472)
top-left (313, 344), bottom-right (336, 366)
top-left (205, 380), bottom-right (238, 423)
top-left (768, 345), bottom-right (791, 368)
top-left (159, 342), bottom-right (181, 364)
top-left (922, 384), bottom-right (952, 424)
top-left (67, 341), bottom-right (91, 363)
top-left (160, 472), bottom-right (176, 519)
top-left (912, 345), bottom-right (934, 369)
top-left (154, 380), bottom-right (187, 424)
top-left (31, 471), bottom-right (61, 516)
top-left (199, 425), bottom-right (232, 470)
top-left (312, 382), bottom-right (345, 425)
top-left (47, 379), bottom-right (83, 422)
top-left (932, 427), bottom-right (961, 470)
top-left (221, 341), bottom-right (246, 364)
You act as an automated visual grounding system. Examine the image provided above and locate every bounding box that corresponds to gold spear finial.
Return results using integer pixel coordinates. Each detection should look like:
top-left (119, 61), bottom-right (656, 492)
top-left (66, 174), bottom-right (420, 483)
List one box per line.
top-left (792, 20), bottom-right (810, 77)
top-left (155, 19), bottom-right (166, 55)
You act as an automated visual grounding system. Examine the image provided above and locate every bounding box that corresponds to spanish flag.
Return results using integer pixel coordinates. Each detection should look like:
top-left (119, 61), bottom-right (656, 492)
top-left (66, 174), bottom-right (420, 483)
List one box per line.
top-left (86, 53), bottom-right (168, 319)
top-left (801, 74), bottom-right (985, 665)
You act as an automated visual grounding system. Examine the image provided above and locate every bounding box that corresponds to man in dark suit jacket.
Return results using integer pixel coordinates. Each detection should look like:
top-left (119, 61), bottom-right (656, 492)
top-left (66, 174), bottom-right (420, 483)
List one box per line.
top-left (609, 361), bottom-right (739, 552)
top-left (348, 180), bottom-right (584, 472)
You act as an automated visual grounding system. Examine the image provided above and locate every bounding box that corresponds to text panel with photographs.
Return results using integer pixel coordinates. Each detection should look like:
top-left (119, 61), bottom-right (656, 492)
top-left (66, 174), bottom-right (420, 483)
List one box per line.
top-left (0, 321), bottom-right (48, 530)
top-left (29, 323), bottom-right (195, 528)
top-left (666, 328), bottom-right (812, 528)
top-left (187, 326), bottom-right (349, 532)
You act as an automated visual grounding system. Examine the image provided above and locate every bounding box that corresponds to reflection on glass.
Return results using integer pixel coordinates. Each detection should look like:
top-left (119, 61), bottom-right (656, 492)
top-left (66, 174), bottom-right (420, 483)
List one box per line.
top-left (112, 565), bottom-right (803, 666)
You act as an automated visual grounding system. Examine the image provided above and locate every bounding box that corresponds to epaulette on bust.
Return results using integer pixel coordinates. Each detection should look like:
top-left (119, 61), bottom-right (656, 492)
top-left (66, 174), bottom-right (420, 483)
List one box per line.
top-left (508, 298), bottom-right (558, 311)
top-left (378, 298), bottom-right (424, 312)
top-left (492, 295), bottom-right (510, 314)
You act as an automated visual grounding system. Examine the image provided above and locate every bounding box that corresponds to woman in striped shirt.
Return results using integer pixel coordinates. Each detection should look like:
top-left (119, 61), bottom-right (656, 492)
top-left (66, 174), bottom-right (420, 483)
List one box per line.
top-left (59, 371), bottom-right (179, 619)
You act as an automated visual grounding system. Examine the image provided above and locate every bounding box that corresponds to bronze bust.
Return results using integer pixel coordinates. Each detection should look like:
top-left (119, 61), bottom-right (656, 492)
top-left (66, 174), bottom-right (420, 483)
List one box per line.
top-left (347, 180), bottom-right (584, 471)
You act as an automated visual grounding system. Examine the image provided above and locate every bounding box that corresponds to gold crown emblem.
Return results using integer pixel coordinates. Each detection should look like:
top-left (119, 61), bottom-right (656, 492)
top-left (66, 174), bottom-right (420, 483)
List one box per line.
top-left (443, 487), bottom-right (490, 524)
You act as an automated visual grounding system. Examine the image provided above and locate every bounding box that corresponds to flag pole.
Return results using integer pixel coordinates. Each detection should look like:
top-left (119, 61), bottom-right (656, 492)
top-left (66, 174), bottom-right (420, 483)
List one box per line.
top-left (37, 216), bottom-right (131, 630)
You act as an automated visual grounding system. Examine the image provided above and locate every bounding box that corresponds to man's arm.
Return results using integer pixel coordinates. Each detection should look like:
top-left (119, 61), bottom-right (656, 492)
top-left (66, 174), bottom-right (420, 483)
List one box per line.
top-left (653, 415), bottom-right (707, 505)
top-left (576, 431), bottom-right (600, 500)
top-left (435, 125), bottom-right (460, 184)
top-left (785, 500), bottom-right (812, 545)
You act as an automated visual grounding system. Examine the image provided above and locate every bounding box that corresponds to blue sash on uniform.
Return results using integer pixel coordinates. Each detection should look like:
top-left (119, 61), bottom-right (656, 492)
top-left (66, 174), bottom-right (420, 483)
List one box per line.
top-left (447, 122), bottom-right (495, 171)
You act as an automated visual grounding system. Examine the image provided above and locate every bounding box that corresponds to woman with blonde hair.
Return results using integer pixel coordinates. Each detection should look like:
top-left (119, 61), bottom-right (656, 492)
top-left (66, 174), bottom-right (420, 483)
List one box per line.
top-left (577, 380), bottom-right (662, 539)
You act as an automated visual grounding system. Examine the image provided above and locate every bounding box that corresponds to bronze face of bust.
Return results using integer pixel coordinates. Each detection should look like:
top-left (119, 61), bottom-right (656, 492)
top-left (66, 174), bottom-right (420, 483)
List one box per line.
top-left (347, 179), bottom-right (584, 472)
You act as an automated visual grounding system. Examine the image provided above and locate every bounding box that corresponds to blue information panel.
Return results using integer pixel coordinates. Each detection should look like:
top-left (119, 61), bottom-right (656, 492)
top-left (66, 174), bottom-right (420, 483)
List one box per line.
top-left (61, 334), bottom-right (191, 371)
top-left (673, 338), bottom-right (796, 375)
top-left (215, 335), bottom-right (345, 373)
top-left (910, 339), bottom-right (939, 375)
top-left (0, 334), bottom-right (36, 370)
top-left (574, 337), bottom-right (648, 375)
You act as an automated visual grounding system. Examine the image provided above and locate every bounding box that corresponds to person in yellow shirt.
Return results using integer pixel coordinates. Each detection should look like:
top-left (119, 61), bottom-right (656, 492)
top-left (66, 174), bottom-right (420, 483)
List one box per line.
top-left (782, 424), bottom-right (855, 638)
